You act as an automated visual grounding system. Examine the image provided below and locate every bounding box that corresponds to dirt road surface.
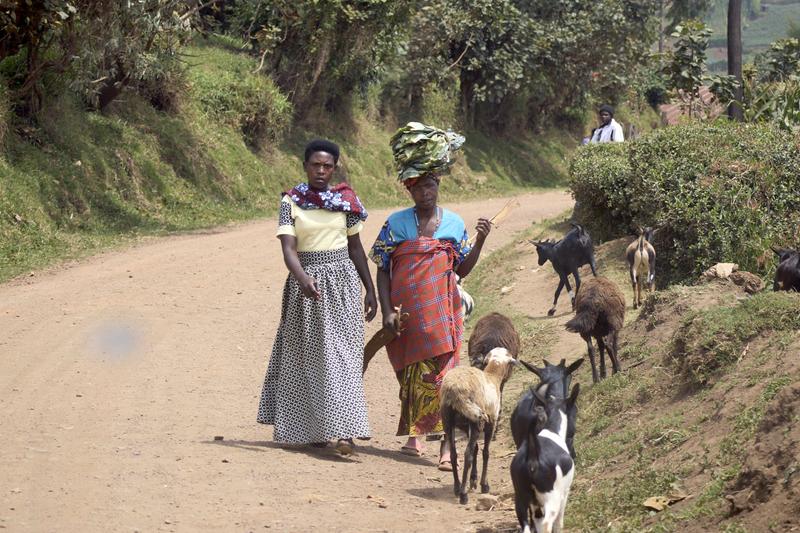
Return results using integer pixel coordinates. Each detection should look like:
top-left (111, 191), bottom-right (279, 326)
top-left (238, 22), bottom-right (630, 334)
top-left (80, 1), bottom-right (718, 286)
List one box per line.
top-left (0, 190), bottom-right (572, 533)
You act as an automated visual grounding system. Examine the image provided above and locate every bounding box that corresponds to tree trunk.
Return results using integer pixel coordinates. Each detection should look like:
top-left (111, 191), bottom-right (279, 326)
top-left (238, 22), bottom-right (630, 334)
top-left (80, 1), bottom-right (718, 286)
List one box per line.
top-left (659, 0), bottom-right (665, 56)
top-left (727, 0), bottom-right (744, 121)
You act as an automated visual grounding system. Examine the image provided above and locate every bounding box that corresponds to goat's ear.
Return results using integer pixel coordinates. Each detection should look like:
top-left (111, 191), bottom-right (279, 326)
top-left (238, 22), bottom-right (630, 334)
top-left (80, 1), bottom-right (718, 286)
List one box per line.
top-left (532, 384), bottom-right (548, 405)
top-left (519, 360), bottom-right (542, 378)
top-left (772, 246), bottom-right (787, 257)
top-left (566, 357), bottom-right (584, 374)
top-left (568, 383), bottom-right (581, 406)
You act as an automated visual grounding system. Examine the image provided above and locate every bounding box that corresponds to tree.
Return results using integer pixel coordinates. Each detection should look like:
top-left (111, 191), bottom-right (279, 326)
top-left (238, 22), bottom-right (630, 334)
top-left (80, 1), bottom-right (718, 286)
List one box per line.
top-left (663, 20), bottom-right (712, 117)
top-left (728, 0), bottom-right (744, 121)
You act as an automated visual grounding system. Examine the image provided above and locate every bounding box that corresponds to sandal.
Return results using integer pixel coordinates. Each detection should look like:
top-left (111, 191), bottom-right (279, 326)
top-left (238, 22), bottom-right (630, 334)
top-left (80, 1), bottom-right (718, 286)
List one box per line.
top-left (309, 441), bottom-right (329, 448)
top-left (400, 445), bottom-right (423, 457)
top-left (335, 439), bottom-right (354, 456)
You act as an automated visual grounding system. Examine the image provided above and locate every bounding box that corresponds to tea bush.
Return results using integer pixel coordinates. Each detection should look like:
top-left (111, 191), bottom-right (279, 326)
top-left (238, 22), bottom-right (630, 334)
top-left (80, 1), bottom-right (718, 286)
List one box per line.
top-left (570, 122), bottom-right (800, 285)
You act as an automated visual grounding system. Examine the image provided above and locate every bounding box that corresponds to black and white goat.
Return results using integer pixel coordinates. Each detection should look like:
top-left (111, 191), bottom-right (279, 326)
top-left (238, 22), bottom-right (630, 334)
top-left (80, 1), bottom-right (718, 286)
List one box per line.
top-left (511, 384), bottom-right (580, 533)
top-left (626, 227), bottom-right (656, 309)
top-left (511, 358), bottom-right (583, 459)
top-left (531, 223), bottom-right (598, 316)
top-left (772, 247), bottom-right (800, 292)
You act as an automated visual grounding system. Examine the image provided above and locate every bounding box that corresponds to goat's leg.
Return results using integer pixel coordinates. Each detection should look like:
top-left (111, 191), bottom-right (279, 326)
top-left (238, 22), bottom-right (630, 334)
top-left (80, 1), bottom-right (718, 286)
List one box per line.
top-left (514, 491), bottom-right (533, 533)
top-left (480, 422), bottom-right (493, 494)
top-left (609, 331), bottom-right (621, 374)
top-left (630, 268), bottom-right (639, 309)
top-left (469, 436), bottom-right (478, 490)
top-left (444, 411), bottom-right (460, 497)
top-left (569, 271), bottom-right (580, 310)
top-left (583, 333), bottom-right (599, 383)
top-left (589, 254), bottom-right (598, 276)
top-left (459, 424), bottom-right (478, 504)
top-left (549, 277), bottom-right (566, 316)
top-left (648, 255), bottom-right (656, 294)
top-left (597, 335), bottom-right (607, 379)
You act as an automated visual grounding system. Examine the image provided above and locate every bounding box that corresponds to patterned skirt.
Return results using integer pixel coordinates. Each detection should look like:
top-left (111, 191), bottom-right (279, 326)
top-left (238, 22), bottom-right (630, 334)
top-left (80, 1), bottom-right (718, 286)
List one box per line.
top-left (395, 351), bottom-right (457, 437)
top-left (257, 247), bottom-right (371, 443)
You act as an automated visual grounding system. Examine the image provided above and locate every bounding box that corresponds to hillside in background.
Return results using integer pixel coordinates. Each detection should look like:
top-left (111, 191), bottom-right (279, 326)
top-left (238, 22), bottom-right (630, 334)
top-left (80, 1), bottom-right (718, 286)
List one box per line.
top-left (706, 0), bottom-right (800, 70)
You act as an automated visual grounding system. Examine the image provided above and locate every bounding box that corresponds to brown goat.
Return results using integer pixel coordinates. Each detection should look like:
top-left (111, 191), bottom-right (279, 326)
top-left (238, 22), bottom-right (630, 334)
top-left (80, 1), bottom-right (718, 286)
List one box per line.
top-left (625, 227), bottom-right (656, 309)
top-left (565, 277), bottom-right (626, 383)
top-left (467, 312), bottom-right (521, 435)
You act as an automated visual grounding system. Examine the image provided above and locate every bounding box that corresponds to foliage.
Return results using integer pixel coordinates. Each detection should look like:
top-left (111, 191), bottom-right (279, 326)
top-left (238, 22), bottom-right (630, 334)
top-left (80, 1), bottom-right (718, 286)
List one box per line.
top-left (569, 122), bottom-right (800, 284)
top-left (401, 0), bottom-right (658, 131)
top-left (665, 0), bottom-right (715, 32)
top-left (671, 292), bottom-right (800, 385)
top-left (227, 0), bottom-right (416, 117)
top-left (0, 76), bottom-right (8, 147)
top-left (0, 1), bottom-right (197, 114)
top-left (789, 18), bottom-right (800, 40)
top-left (662, 20), bottom-right (713, 116)
top-left (568, 143), bottom-right (633, 242)
top-left (186, 44), bottom-right (292, 146)
top-left (757, 38), bottom-right (800, 82)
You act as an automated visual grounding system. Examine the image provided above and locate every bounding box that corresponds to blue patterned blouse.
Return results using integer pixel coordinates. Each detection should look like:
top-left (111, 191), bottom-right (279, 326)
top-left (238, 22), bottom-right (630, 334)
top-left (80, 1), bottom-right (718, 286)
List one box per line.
top-left (369, 207), bottom-right (472, 272)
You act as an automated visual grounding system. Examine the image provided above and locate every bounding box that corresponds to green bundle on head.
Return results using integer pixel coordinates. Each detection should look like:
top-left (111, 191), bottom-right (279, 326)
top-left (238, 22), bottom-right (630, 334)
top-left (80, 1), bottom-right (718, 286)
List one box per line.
top-left (390, 122), bottom-right (465, 183)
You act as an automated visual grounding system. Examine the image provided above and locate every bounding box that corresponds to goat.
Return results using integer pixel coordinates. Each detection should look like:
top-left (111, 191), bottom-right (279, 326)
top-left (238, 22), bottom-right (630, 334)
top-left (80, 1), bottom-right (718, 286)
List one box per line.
top-left (468, 312), bottom-right (521, 436)
top-left (440, 348), bottom-right (517, 504)
top-left (565, 277), bottom-right (625, 383)
top-left (511, 384), bottom-right (580, 533)
top-left (531, 223), bottom-right (598, 316)
top-left (772, 247), bottom-right (800, 292)
top-left (625, 227), bottom-right (656, 309)
top-left (457, 278), bottom-right (475, 321)
top-left (511, 358), bottom-right (583, 459)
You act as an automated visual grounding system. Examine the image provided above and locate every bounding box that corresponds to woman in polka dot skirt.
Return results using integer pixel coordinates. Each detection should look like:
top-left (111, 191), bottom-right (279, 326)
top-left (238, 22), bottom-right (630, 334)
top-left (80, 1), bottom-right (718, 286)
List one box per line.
top-left (257, 139), bottom-right (377, 456)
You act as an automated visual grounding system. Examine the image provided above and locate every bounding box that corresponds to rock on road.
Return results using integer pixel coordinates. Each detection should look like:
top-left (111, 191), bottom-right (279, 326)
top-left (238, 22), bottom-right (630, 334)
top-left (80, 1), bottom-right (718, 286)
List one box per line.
top-left (0, 190), bottom-right (572, 532)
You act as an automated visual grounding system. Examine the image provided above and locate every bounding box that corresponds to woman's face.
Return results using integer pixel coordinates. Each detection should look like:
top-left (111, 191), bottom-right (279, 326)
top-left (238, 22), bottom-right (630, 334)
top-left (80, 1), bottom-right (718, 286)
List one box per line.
top-left (408, 175), bottom-right (439, 210)
top-left (304, 151), bottom-right (336, 191)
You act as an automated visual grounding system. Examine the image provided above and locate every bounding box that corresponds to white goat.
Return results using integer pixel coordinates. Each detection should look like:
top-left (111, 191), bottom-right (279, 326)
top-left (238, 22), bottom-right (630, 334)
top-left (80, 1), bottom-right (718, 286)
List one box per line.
top-left (625, 227), bottom-right (656, 309)
top-left (440, 348), bottom-right (517, 504)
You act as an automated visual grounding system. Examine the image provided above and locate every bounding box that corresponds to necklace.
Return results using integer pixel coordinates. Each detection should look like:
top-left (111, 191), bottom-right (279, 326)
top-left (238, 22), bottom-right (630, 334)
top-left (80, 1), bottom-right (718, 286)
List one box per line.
top-left (414, 207), bottom-right (441, 237)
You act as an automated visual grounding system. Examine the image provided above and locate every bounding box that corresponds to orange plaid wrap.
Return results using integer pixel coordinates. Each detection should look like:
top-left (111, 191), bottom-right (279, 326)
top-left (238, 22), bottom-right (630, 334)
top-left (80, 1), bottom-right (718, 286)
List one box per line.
top-left (385, 237), bottom-right (463, 372)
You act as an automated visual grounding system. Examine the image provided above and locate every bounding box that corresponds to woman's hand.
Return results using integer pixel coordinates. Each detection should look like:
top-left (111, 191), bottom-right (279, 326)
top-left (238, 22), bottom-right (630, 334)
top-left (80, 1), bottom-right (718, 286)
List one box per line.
top-left (298, 273), bottom-right (321, 300)
top-left (364, 290), bottom-right (378, 322)
top-left (383, 310), bottom-right (400, 335)
top-left (475, 217), bottom-right (492, 244)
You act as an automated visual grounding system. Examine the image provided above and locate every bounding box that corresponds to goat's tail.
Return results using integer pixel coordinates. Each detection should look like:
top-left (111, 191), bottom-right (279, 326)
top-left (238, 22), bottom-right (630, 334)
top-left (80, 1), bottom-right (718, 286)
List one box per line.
top-left (638, 234), bottom-right (645, 253)
top-left (565, 307), bottom-right (599, 335)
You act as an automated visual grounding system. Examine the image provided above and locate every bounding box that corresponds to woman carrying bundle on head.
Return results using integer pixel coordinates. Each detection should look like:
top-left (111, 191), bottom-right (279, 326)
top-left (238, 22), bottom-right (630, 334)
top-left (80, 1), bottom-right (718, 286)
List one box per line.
top-left (369, 123), bottom-right (491, 470)
top-left (257, 139), bottom-right (377, 456)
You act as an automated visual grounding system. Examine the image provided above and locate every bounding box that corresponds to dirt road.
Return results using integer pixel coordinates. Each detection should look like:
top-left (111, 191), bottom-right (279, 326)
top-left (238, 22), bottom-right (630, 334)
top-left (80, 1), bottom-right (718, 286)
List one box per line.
top-left (0, 190), bottom-right (572, 533)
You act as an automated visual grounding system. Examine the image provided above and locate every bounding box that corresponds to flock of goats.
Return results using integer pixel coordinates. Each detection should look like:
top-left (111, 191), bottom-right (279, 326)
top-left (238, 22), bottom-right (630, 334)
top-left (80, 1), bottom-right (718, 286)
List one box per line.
top-left (439, 223), bottom-right (800, 533)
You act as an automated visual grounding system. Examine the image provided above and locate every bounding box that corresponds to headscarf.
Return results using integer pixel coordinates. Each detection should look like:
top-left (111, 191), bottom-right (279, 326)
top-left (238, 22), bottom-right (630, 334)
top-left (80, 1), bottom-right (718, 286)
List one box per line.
top-left (284, 182), bottom-right (367, 220)
top-left (389, 122), bottom-right (465, 184)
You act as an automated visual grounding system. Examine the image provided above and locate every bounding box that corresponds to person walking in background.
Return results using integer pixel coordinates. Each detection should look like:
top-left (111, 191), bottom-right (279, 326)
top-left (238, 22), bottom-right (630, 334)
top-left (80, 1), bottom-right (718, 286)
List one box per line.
top-left (257, 139), bottom-right (377, 456)
top-left (370, 123), bottom-right (491, 471)
top-left (589, 104), bottom-right (625, 143)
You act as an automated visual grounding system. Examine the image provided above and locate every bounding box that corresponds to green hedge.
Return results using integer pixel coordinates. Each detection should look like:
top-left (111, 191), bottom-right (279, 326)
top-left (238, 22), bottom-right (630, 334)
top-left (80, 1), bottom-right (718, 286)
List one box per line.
top-left (569, 122), bottom-right (800, 285)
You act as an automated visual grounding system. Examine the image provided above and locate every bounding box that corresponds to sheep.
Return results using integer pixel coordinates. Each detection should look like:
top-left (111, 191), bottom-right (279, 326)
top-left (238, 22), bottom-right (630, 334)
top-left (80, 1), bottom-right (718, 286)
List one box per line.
top-left (565, 277), bottom-right (625, 383)
top-left (440, 347), bottom-right (518, 504)
top-left (772, 247), bottom-right (800, 292)
top-left (625, 227), bottom-right (656, 309)
top-left (531, 223), bottom-right (598, 316)
top-left (511, 384), bottom-right (580, 533)
top-left (510, 358), bottom-right (583, 458)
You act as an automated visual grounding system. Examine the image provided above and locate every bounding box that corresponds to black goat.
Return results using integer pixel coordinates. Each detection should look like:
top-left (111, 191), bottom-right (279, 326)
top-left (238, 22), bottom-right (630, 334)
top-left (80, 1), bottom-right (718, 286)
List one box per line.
top-left (511, 384), bottom-right (580, 533)
top-left (772, 247), bottom-right (800, 292)
top-left (531, 223), bottom-right (598, 316)
top-left (511, 358), bottom-right (583, 458)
